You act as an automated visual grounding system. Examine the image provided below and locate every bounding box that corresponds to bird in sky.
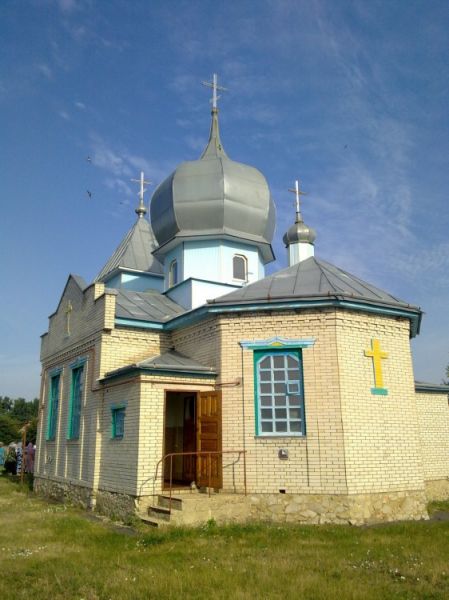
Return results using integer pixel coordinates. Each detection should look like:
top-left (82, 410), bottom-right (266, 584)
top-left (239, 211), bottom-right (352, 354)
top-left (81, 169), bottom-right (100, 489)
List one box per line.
top-left (86, 156), bottom-right (92, 162)
top-left (86, 190), bottom-right (92, 199)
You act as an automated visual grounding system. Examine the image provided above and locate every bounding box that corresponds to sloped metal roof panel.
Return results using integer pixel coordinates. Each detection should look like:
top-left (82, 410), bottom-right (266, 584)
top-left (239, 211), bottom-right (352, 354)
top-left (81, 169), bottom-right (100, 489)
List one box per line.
top-left (96, 218), bottom-right (163, 282)
top-left (114, 289), bottom-right (185, 322)
top-left (209, 256), bottom-right (418, 310)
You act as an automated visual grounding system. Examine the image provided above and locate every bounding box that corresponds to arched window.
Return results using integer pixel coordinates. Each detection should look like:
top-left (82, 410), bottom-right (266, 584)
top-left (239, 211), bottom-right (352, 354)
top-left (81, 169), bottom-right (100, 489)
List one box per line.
top-left (169, 259), bottom-right (178, 287)
top-left (233, 254), bottom-right (247, 281)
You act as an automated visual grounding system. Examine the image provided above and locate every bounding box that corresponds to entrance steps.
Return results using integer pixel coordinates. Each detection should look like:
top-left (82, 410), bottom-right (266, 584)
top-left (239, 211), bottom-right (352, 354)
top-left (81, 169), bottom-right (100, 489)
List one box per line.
top-left (138, 491), bottom-right (251, 527)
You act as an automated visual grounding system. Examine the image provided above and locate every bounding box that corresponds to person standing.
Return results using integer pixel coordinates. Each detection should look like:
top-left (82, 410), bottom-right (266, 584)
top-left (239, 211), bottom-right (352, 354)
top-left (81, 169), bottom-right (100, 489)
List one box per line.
top-left (4, 443), bottom-right (17, 475)
top-left (0, 442), bottom-right (5, 470)
top-left (25, 441), bottom-right (35, 474)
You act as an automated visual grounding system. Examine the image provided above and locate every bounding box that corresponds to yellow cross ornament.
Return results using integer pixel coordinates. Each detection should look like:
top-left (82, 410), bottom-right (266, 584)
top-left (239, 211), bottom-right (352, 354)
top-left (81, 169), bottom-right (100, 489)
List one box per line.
top-left (364, 338), bottom-right (388, 395)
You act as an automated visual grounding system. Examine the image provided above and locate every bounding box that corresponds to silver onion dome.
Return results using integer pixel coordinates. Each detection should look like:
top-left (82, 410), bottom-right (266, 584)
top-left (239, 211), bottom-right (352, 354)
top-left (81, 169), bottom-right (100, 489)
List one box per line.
top-left (283, 217), bottom-right (316, 246)
top-left (150, 109), bottom-right (276, 263)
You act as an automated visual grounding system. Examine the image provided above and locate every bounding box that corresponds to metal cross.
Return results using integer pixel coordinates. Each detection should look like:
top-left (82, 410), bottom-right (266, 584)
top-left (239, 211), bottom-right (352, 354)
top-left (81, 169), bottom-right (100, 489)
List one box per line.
top-left (202, 73), bottom-right (227, 110)
top-left (131, 171), bottom-right (151, 202)
top-left (65, 300), bottom-right (73, 336)
top-left (288, 179), bottom-right (308, 216)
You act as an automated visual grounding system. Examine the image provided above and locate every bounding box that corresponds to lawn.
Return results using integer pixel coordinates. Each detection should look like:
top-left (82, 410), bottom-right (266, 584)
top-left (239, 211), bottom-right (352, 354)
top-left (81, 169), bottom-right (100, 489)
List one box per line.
top-left (1, 476), bottom-right (449, 599)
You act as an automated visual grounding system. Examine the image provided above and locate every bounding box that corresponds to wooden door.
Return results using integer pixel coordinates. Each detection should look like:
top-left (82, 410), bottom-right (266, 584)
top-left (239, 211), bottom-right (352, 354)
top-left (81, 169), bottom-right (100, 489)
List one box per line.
top-left (196, 391), bottom-right (222, 489)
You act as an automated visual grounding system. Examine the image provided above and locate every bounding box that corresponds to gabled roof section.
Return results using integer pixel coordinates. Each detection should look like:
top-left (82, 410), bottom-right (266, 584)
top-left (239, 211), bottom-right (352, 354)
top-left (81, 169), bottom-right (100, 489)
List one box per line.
top-left (102, 349), bottom-right (217, 381)
top-left (209, 256), bottom-right (419, 312)
top-left (50, 273), bottom-right (88, 318)
top-left (95, 217), bottom-right (163, 282)
top-left (114, 289), bottom-right (185, 323)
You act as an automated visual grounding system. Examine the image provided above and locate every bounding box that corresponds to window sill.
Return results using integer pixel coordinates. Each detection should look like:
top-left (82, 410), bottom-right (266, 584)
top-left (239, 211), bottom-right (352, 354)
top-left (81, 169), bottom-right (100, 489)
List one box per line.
top-left (255, 434), bottom-right (306, 439)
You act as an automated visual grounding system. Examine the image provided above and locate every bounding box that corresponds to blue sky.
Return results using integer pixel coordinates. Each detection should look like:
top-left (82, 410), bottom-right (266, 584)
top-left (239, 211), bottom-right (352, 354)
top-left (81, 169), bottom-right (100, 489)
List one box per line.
top-left (1, 0), bottom-right (448, 399)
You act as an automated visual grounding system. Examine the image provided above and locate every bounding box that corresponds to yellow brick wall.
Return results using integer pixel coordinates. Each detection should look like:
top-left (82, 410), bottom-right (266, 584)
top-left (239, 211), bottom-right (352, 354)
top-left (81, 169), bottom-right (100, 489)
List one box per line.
top-left (336, 311), bottom-right (425, 493)
top-left (96, 374), bottom-right (215, 496)
top-left (36, 284), bottom-right (170, 494)
top-left (36, 276), bottom-right (439, 503)
top-left (41, 279), bottom-right (110, 362)
top-left (97, 380), bottom-right (141, 495)
top-left (36, 346), bottom-right (100, 488)
top-left (216, 309), bottom-right (347, 495)
top-left (415, 390), bottom-right (449, 481)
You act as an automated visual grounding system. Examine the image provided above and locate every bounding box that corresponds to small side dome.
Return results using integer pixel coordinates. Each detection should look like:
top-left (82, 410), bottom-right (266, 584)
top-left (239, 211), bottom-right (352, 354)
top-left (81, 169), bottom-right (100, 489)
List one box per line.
top-left (283, 219), bottom-right (316, 246)
top-left (150, 109), bottom-right (276, 263)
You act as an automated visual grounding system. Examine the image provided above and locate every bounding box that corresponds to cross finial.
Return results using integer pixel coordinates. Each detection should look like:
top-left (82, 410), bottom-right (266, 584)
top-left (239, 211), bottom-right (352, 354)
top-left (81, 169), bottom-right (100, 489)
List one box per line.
top-left (202, 73), bottom-right (227, 111)
top-left (131, 171), bottom-right (151, 218)
top-left (288, 179), bottom-right (308, 221)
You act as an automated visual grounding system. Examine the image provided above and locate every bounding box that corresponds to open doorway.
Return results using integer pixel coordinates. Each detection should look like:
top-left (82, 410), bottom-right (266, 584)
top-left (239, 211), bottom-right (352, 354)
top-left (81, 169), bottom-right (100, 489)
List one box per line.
top-left (163, 390), bottom-right (222, 489)
top-left (164, 392), bottom-right (197, 486)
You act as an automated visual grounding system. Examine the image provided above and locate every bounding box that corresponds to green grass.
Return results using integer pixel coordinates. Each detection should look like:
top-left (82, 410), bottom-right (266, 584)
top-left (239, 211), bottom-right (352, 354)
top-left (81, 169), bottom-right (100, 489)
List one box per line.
top-left (1, 476), bottom-right (449, 599)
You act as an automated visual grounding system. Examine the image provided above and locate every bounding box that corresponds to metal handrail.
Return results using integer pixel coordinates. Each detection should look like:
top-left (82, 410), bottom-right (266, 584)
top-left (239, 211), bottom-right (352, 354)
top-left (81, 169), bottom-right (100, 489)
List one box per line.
top-left (165, 450), bottom-right (247, 511)
top-left (147, 449), bottom-right (247, 511)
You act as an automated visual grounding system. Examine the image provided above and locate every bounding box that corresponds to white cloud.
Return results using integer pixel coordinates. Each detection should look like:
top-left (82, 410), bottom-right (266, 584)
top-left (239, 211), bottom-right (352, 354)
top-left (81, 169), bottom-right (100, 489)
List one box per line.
top-left (58, 110), bottom-right (70, 120)
top-left (36, 63), bottom-right (53, 79)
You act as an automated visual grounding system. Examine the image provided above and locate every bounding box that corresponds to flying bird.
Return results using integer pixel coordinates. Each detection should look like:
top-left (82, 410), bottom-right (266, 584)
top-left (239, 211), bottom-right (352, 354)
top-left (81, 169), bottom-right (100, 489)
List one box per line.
top-left (86, 190), bottom-right (92, 199)
top-left (86, 156), bottom-right (92, 162)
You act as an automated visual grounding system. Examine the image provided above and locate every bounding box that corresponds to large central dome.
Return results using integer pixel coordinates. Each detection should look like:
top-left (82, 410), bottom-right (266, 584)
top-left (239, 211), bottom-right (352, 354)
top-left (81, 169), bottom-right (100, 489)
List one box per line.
top-left (150, 109), bottom-right (276, 263)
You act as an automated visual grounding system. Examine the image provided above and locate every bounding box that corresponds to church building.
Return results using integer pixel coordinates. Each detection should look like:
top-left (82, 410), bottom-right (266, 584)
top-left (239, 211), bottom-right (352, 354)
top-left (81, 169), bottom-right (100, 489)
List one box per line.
top-left (35, 76), bottom-right (449, 526)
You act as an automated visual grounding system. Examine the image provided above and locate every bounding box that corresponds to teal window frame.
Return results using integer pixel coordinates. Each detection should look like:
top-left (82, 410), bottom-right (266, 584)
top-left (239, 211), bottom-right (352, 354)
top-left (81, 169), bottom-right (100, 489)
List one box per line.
top-left (111, 403), bottom-right (127, 439)
top-left (254, 348), bottom-right (306, 437)
top-left (68, 358), bottom-right (86, 440)
top-left (46, 369), bottom-right (62, 441)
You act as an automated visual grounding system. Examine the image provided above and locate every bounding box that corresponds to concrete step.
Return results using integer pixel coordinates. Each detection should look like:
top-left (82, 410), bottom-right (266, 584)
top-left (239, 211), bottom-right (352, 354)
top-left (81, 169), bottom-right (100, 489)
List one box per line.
top-left (148, 505), bottom-right (171, 522)
top-left (139, 514), bottom-right (169, 528)
top-left (158, 495), bottom-right (183, 511)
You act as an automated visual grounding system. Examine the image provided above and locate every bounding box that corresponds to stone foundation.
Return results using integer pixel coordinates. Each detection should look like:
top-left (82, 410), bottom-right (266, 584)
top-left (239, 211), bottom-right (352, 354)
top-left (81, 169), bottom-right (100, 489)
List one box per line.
top-left (34, 476), bottom-right (93, 509)
top-left (425, 479), bottom-right (449, 502)
top-left (140, 488), bottom-right (429, 527)
top-left (34, 477), bottom-right (137, 521)
top-left (95, 489), bottom-right (136, 521)
top-left (249, 490), bottom-right (428, 525)
top-left (34, 476), bottom-right (429, 526)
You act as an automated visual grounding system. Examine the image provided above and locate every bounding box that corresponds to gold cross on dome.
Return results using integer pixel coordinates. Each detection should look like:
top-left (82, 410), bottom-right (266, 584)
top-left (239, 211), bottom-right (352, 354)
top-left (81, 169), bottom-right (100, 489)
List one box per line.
top-left (364, 338), bottom-right (388, 393)
top-left (65, 300), bottom-right (73, 336)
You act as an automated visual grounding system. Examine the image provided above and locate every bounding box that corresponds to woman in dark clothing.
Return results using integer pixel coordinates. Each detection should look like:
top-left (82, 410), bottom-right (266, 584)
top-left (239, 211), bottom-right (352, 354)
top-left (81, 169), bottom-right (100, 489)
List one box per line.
top-left (4, 444), bottom-right (17, 475)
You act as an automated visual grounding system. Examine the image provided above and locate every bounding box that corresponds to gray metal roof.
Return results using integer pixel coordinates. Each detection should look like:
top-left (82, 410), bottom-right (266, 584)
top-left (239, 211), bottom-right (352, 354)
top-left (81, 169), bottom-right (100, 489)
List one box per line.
top-left (137, 350), bottom-right (216, 373)
top-left (150, 109), bottom-right (276, 263)
top-left (95, 217), bottom-right (163, 282)
top-left (103, 349), bottom-right (216, 380)
top-left (415, 381), bottom-right (449, 393)
top-left (209, 256), bottom-right (420, 311)
top-left (114, 289), bottom-right (185, 323)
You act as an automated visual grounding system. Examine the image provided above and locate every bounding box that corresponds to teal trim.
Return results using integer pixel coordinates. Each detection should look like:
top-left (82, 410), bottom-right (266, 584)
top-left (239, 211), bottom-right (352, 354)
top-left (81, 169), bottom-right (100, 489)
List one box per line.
top-left (111, 405), bottom-right (126, 439)
top-left (111, 402), bottom-right (128, 410)
top-left (415, 383), bottom-right (449, 393)
top-left (102, 366), bottom-right (216, 382)
top-left (241, 337), bottom-right (315, 350)
top-left (253, 352), bottom-right (259, 436)
top-left (371, 387), bottom-right (388, 396)
top-left (49, 366), bottom-right (63, 377)
top-left (114, 297), bottom-right (420, 338)
top-left (46, 372), bottom-right (60, 441)
top-left (68, 364), bottom-right (85, 440)
top-left (69, 356), bottom-right (87, 369)
top-left (253, 348), bottom-right (305, 437)
top-left (115, 318), bottom-right (164, 330)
